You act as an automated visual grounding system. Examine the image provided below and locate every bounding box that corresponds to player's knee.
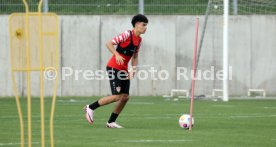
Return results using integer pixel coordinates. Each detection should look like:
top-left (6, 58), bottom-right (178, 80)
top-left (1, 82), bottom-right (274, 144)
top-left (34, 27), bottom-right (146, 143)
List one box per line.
top-left (113, 95), bottom-right (121, 101)
top-left (120, 94), bottom-right (129, 102)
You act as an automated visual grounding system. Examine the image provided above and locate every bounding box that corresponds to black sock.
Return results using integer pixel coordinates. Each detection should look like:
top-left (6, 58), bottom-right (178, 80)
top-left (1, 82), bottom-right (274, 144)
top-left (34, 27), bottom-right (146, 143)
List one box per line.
top-left (89, 101), bottom-right (100, 110)
top-left (108, 112), bottom-right (119, 123)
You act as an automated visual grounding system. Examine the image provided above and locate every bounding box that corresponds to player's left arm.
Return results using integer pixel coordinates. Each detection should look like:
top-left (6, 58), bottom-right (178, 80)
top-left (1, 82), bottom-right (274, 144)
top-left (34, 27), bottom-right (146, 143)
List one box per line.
top-left (129, 38), bottom-right (141, 79)
top-left (129, 52), bottom-right (138, 79)
top-left (131, 52), bottom-right (138, 68)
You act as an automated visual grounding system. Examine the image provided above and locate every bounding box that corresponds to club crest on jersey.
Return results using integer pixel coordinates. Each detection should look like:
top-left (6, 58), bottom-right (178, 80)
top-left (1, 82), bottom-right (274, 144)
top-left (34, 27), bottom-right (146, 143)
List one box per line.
top-left (116, 87), bottom-right (121, 92)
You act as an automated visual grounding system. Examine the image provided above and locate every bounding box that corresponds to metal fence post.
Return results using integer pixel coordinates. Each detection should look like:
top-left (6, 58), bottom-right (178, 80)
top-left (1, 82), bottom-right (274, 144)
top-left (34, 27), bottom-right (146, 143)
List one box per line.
top-left (139, 0), bottom-right (144, 14)
top-left (233, 0), bottom-right (238, 15)
top-left (43, 0), bottom-right (49, 13)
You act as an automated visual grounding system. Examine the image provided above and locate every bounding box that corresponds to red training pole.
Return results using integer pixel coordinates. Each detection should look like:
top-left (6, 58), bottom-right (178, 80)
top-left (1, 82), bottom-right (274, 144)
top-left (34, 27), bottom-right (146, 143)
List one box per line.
top-left (189, 16), bottom-right (199, 131)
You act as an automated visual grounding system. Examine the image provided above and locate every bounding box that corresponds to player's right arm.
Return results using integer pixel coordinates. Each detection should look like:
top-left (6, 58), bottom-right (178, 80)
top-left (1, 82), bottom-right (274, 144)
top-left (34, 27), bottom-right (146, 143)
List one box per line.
top-left (105, 30), bottom-right (131, 65)
top-left (106, 41), bottom-right (125, 65)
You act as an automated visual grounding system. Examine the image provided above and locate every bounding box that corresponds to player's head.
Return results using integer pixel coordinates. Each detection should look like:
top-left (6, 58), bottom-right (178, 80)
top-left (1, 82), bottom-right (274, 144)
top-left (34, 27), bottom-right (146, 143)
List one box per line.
top-left (132, 14), bottom-right (148, 34)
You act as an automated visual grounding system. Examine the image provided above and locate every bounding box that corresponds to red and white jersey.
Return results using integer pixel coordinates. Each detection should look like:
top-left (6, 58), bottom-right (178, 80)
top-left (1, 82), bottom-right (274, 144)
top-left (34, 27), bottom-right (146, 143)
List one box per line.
top-left (111, 30), bottom-right (142, 52)
top-left (107, 30), bottom-right (142, 71)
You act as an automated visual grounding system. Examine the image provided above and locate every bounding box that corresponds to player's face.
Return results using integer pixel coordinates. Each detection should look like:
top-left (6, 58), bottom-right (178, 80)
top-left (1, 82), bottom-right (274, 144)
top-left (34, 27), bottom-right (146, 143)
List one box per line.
top-left (136, 22), bottom-right (148, 34)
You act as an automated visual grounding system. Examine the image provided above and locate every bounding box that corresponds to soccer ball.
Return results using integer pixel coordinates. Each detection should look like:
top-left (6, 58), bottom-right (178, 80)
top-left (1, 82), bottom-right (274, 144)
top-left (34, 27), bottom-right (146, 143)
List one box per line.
top-left (179, 114), bottom-right (194, 129)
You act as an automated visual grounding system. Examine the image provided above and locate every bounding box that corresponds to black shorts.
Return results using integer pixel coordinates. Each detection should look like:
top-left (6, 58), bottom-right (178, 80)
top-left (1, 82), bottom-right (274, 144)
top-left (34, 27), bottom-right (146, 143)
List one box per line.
top-left (106, 66), bottom-right (130, 95)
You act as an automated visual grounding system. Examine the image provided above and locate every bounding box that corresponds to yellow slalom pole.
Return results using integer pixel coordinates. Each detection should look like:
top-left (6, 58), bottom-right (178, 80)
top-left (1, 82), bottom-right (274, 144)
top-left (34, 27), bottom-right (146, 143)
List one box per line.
top-left (22, 0), bottom-right (32, 147)
top-left (38, 0), bottom-right (45, 147)
top-left (9, 12), bottom-right (25, 147)
top-left (12, 74), bottom-right (25, 147)
top-left (50, 72), bottom-right (58, 147)
top-left (50, 15), bottom-right (59, 147)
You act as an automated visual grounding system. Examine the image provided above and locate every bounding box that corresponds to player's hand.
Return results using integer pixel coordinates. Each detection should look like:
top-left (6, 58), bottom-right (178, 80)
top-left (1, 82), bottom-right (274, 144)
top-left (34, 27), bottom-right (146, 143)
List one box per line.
top-left (128, 68), bottom-right (136, 80)
top-left (128, 71), bottom-right (134, 80)
top-left (115, 54), bottom-right (125, 65)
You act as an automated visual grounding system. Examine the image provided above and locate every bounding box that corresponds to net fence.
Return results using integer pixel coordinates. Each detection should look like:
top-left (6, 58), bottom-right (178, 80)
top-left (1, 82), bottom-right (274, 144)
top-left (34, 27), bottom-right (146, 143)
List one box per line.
top-left (194, 0), bottom-right (276, 98)
top-left (1, 0), bottom-right (276, 15)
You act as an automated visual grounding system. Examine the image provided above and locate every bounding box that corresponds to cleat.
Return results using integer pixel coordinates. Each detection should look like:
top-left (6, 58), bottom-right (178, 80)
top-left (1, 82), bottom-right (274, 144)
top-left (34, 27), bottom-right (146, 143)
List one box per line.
top-left (83, 105), bottom-right (94, 125)
top-left (106, 122), bottom-right (123, 128)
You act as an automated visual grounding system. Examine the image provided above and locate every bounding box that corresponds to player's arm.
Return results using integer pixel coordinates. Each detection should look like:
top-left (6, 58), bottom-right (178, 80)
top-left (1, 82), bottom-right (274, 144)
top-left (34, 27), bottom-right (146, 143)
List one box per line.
top-left (106, 30), bottom-right (130, 65)
top-left (129, 40), bottom-right (141, 79)
top-left (129, 52), bottom-right (138, 79)
top-left (106, 41), bottom-right (125, 65)
top-left (131, 52), bottom-right (138, 68)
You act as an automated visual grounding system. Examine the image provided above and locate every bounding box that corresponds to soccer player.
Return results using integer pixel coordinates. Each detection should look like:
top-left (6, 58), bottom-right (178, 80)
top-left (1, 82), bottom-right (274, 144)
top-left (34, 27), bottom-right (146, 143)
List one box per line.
top-left (84, 14), bottom-right (148, 128)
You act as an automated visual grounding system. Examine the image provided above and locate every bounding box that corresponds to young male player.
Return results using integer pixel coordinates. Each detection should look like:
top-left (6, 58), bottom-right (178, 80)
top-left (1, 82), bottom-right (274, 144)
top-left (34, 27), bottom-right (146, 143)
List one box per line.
top-left (84, 14), bottom-right (148, 128)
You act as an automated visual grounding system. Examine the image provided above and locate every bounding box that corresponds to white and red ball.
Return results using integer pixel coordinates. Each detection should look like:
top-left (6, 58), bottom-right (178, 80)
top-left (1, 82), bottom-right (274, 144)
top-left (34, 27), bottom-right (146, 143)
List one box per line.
top-left (179, 114), bottom-right (194, 129)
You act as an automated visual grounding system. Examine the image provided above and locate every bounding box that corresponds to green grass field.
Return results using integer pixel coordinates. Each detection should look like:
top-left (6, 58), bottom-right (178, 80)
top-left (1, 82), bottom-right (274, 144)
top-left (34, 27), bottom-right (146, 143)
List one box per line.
top-left (1, 96), bottom-right (276, 147)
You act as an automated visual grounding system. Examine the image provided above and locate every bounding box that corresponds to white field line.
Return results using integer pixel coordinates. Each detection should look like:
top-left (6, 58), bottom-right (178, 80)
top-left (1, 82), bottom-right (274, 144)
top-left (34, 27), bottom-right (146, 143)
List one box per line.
top-left (57, 99), bottom-right (155, 105)
top-left (0, 115), bottom-right (174, 121)
top-left (0, 114), bottom-right (83, 119)
top-left (126, 116), bottom-right (173, 120)
top-left (57, 99), bottom-right (86, 103)
top-left (263, 107), bottom-right (276, 109)
top-left (128, 102), bottom-right (154, 105)
top-left (0, 113), bottom-right (170, 119)
top-left (116, 139), bottom-right (192, 143)
top-left (0, 142), bottom-right (39, 146)
top-left (2, 113), bottom-right (276, 119)
top-left (212, 105), bottom-right (235, 107)
top-left (229, 114), bottom-right (276, 118)
top-left (2, 114), bottom-right (275, 122)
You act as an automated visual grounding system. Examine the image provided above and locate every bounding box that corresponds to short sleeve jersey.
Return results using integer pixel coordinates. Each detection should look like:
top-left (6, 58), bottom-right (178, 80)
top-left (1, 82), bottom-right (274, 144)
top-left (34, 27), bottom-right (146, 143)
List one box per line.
top-left (107, 30), bottom-right (142, 71)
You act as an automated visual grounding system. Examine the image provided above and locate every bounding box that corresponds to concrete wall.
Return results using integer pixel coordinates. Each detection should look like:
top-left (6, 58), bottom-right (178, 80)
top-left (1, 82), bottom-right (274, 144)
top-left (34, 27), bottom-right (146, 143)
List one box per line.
top-left (0, 15), bottom-right (276, 97)
top-left (0, 15), bottom-right (13, 96)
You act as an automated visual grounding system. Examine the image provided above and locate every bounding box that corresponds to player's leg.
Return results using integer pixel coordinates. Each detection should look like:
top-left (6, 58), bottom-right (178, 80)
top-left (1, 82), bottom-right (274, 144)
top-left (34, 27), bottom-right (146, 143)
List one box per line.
top-left (107, 94), bottom-right (129, 124)
top-left (84, 67), bottom-right (121, 125)
top-left (106, 78), bottom-right (130, 128)
top-left (113, 94), bottom-right (129, 114)
top-left (84, 95), bottom-right (121, 125)
top-left (111, 78), bottom-right (130, 115)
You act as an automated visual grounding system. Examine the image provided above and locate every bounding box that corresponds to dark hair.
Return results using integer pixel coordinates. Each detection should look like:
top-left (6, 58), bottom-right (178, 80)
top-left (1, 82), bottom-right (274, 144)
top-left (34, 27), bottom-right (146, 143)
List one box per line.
top-left (131, 14), bottom-right (148, 27)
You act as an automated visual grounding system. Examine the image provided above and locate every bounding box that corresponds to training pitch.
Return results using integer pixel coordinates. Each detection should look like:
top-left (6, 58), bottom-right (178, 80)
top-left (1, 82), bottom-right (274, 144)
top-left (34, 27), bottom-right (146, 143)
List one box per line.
top-left (0, 96), bottom-right (276, 147)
